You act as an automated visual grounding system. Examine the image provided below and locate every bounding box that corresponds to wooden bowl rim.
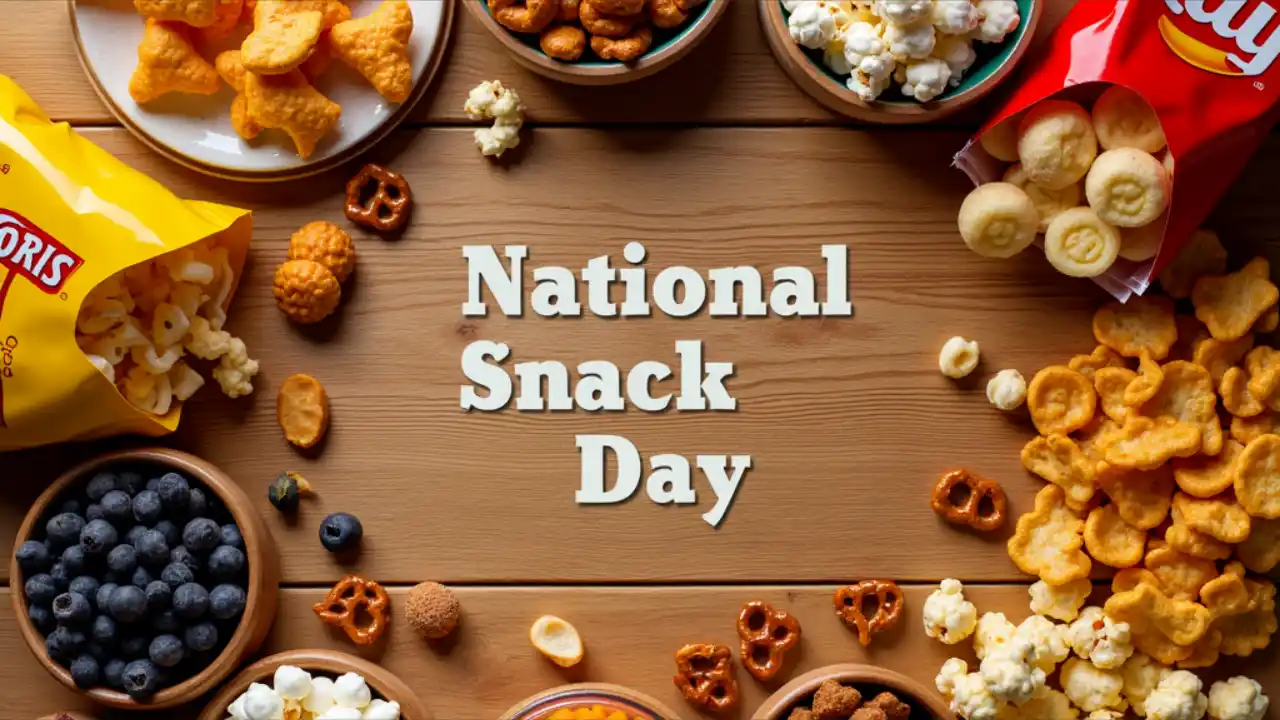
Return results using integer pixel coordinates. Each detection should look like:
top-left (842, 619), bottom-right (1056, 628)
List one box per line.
top-left (759, 0), bottom-right (1044, 124)
top-left (756, 663), bottom-right (955, 720)
top-left (196, 649), bottom-right (432, 720)
top-left (498, 682), bottom-right (683, 720)
top-left (464, 0), bottom-right (729, 86)
top-left (10, 447), bottom-right (276, 710)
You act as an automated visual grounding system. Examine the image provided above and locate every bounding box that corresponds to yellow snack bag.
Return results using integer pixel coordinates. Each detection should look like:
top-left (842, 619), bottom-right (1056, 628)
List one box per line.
top-left (0, 75), bottom-right (251, 451)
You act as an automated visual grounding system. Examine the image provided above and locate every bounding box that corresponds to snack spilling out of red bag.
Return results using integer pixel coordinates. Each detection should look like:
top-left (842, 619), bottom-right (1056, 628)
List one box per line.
top-left (954, 0), bottom-right (1280, 300)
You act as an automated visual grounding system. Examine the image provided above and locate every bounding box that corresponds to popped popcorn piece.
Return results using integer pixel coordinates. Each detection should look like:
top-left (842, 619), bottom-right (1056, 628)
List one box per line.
top-left (1207, 677), bottom-right (1268, 720)
top-left (937, 657), bottom-right (970, 698)
top-left (923, 578), bottom-right (979, 644)
top-left (1014, 615), bottom-right (1070, 673)
top-left (933, 34), bottom-right (976, 85)
top-left (1029, 578), bottom-right (1092, 622)
top-left (362, 699), bottom-right (402, 720)
top-left (186, 315), bottom-right (233, 361)
top-left (319, 710), bottom-right (363, 720)
top-left (274, 665), bottom-right (313, 701)
top-left (954, 670), bottom-right (1004, 720)
top-left (212, 337), bottom-right (259, 400)
top-left (987, 368), bottom-right (1027, 411)
top-left (972, 0), bottom-right (1019, 43)
top-left (1122, 653), bottom-right (1173, 717)
top-left (823, 34), bottom-right (853, 74)
top-left (901, 58), bottom-right (951, 101)
top-left (475, 120), bottom-right (521, 158)
top-left (1145, 671), bottom-right (1208, 720)
top-left (237, 682), bottom-right (285, 720)
top-left (843, 21), bottom-right (897, 101)
top-left (932, 0), bottom-right (980, 34)
top-left (873, 0), bottom-right (930, 25)
top-left (883, 19), bottom-right (937, 59)
top-left (819, 0), bottom-right (863, 30)
top-left (980, 636), bottom-right (1046, 705)
top-left (465, 80), bottom-right (525, 159)
top-left (940, 336), bottom-right (981, 378)
top-left (974, 611), bottom-right (1017, 660)
top-left (1065, 606), bottom-right (1135, 670)
top-left (333, 672), bottom-right (372, 709)
top-left (789, 1), bottom-right (837, 49)
top-left (1060, 657), bottom-right (1125, 713)
top-left (304, 676), bottom-right (337, 715)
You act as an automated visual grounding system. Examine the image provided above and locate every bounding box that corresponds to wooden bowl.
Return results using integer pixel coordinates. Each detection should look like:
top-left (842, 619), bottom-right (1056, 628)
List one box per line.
top-left (500, 682), bottom-right (682, 720)
top-left (198, 649), bottom-right (431, 720)
top-left (465, 0), bottom-right (729, 85)
top-left (10, 448), bottom-right (281, 711)
top-left (761, 0), bottom-right (1042, 123)
top-left (757, 664), bottom-right (954, 720)
top-left (38, 714), bottom-right (97, 720)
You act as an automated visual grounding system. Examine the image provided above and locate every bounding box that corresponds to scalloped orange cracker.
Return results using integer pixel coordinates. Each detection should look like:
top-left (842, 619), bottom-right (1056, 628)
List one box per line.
top-left (1075, 416), bottom-right (1121, 463)
top-left (1221, 366), bottom-right (1266, 418)
top-left (1192, 334), bottom-right (1253, 385)
top-left (1124, 351), bottom-right (1164, 408)
top-left (1172, 439), bottom-right (1242, 498)
top-left (1160, 229), bottom-right (1228, 299)
top-left (1200, 561), bottom-right (1252, 620)
top-left (1171, 492), bottom-right (1251, 543)
top-left (1102, 415), bottom-right (1201, 470)
top-left (1093, 295), bottom-right (1177, 359)
top-left (1070, 345), bottom-right (1128, 379)
top-left (1164, 522), bottom-right (1231, 561)
top-left (1139, 360), bottom-right (1222, 456)
top-left (1021, 434), bottom-right (1097, 509)
top-left (1007, 484), bottom-right (1092, 585)
top-left (1084, 503), bottom-right (1146, 568)
top-left (1095, 367), bottom-right (1137, 424)
top-left (1097, 462), bottom-right (1175, 529)
top-left (1230, 412), bottom-right (1277, 445)
top-left (1192, 257), bottom-right (1280, 341)
top-left (1144, 545), bottom-right (1219, 601)
top-left (1244, 345), bottom-right (1280, 405)
top-left (1177, 627), bottom-right (1223, 669)
top-left (1113, 567), bottom-right (1163, 594)
top-left (1028, 366), bottom-right (1097, 436)
top-left (1104, 580), bottom-right (1211, 649)
top-left (1170, 315), bottom-right (1211, 361)
top-left (1255, 305), bottom-right (1279, 334)
top-left (1237, 516), bottom-right (1280, 573)
top-left (1216, 576), bottom-right (1276, 657)
top-left (1235, 433), bottom-right (1280, 518)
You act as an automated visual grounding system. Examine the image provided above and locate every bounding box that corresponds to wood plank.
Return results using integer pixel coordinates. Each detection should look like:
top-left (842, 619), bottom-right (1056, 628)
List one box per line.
top-left (6, 584), bottom-right (1277, 719)
top-left (0, 0), bottom-right (1077, 126)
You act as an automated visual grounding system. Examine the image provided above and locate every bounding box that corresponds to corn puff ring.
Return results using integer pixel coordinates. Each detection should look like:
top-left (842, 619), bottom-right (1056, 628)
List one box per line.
top-left (1027, 365), bottom-right (1097, 436)
top-left (1091, 85), bottom-right (1167, 153)
top-left (1193, 257), bottom-right (1280, 341)
top-left (956, 182), bottom-right (1038, 259)
top-left (1234, 433), bottom-right (1280, 518)
top-left (1139, 360), bottom-right (1222, 457)
top-left (540, 24), bottom-right (587, 61)
top-left (579, 0), bottom-right (637, 37)
top-left (243, 70), bottom-right (341, 159)
top-left (1160, 229), bottom-right (1228, 299)
top-left (647, 0), bottom-right (687, 27)
top-left (1237, 516), bottom-right (1280, 573)
top-left (1017, 99), bottom-right (1098, 190)
top-left (1085, 148), bottom-right (1170, 229)
top-left (1097, 464), bottom-right (1175, 530)
top-left (1221, 366), bottom-right (1265, 418)
top-left (557, 0), bottom-right (580, 20)
top-left (978, 116), bottom-right (1020, 162)
top-left (1164, 522), bottom-right (1230, 561)
top-left (1102, 415), bottom-right (1201, 471)
top-left (1044, 206), bottom-right (1121, 278)
top-left (1007, 484), bottom-right (1091, 585)
top-left (1118, 215), bottom-right (1167, 262)
top-left (1084, 504), bottom-right (1146, 568)
top-left (1122, 350), bottom-right (1162, 408)
top-left (1171, 492), bottom-right (1251, 543)
top-left (591, 24), bottom-right (653, 61)
top-left (289, 221), bottom-right (357, 283)
top-left (1143, 545), bottom-right (1218, 602)
top-left (242, 9), bottom-right (324, 75)
top-left (491, 0), bottom-right (559, 33)
top-left (134, 0), bottom-right (218, 27)
top-left (1173, 439), bottom-right (1243, 499)
top-left (1092, 295), bottom-right (1177, 360)
top-left (330, 0), bottom-right (415, 103)
top-left (1021, 434), bottom-right (1097, 510)
top-left (128, 20), bottom-right (222, 104)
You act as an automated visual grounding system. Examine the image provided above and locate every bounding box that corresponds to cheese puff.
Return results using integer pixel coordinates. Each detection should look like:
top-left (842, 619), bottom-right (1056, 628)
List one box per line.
top-left (1085, 148), bottom-right (1170, 229)
top-left (1097, 463), bottom-right (1175, 530)
top-left (591, 26), bottom-right (654, 62)
top-left (244, 70), bottom-right (341, 159)
top-left (289, 221), bottom-right (356, 283)
top-left (1084, 504), bottom-right (1146, 568)
top-left (1021, 434), bottom-right (1097, 510)
top-left (330, 0), bottom-right (414, 103)
top-left (242, 8), bottom-right (324, 75)
top-left (1139, 360), bottom-right (1222, 457)
top-left (195, 0), bottom-right (245, 42)
top-left (256, 0), bottom-right (351, 28)
top-left (134, 0), bottom-right (218, 27)
top-left (1017, 100), bottom-right (1097, 190)
top-left (1092, 295), bottom-right (1177, 360)
top-left (1044, 207), bottom-right (1121, 278)
top-left (129, 20), bottom-right (222, 104)
top-left (273, 259), bottom-right (341, 323)
top-left (300, 33), bottom-right (334, 82)
top-left (1027, 365), bottom-right (1097, 436)
top-left (1092, 85), bottom-right (1166, 154)
top-left (77, 298), bottom-right (129, 336)
top-left (1193, 257), bottom-right (1280, 342)
top-left (1160, 229), bottom-right (1228, 299)
top-left (1002, 163), bottom-right (1081, 233)
top-left (87, 355), bottom-right (116, 384)
top-left (1007, 484), bottom-right (1091, 585)
top-left (169, 361), bottom-right (206, 402)
top-left (1236, 516), bottom-right (1280, 573)
top-left (123, 365), bottom-right (174, 416)
top-left (1215, 576), bottom-right (1276, 657)
top-left (957, 182), bottom-right (1038, 259)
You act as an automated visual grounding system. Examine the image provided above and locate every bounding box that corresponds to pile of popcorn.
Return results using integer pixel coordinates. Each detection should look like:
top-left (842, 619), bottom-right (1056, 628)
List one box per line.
top-left (226, 665), bottom-right (400, 720)
top-left (76, 238), bottom-right (259, 416)
top-left (783, 0), bottom-right (1021, 103)
top-left (923, 579), bottom-right (1270, 720)
top-left (464, 80), bottom-right (525, 158)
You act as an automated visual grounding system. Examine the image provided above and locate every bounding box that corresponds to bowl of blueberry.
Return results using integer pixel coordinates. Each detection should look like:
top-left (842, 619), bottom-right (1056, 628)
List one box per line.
top-left (10, 448), bottom-right (281, 710)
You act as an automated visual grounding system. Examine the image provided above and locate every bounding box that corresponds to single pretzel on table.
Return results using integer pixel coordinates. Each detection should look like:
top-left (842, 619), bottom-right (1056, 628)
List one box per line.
top-left (736, 600), bottom-right (801, 681)
top-left (931, 468), bottom-right (1007, 531)
top-left (832, 580), bottom-right (904, 647)
top-left (673, 642), bottom-right (739, 712)
top-left (312, 574), bottom-right (391, 645)
top-left (345, 163), bottom-right (413, 232)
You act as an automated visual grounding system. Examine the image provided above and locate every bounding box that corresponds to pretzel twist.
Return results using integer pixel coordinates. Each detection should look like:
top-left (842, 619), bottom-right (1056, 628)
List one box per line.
top-left (673, 643), bottom-right (739, 712)
top-left (312, 574), bottom-right (391, 645)
top-left (931, 469), bottom-right (1008, 531)
top-left (345, 163), bottom-right (413, 232)
top-left (833, 580), bottom-right (904, 646)
top-left (736, 600), bottom-right (801, 681)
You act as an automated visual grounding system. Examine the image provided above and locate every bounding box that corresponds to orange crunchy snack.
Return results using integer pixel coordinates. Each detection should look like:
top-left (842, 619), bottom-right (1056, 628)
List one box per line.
top-left (547, 707), bottom-right (640, 720)
top-left (1092, 295), bottom-right (1177, 359)
top-left (812, 679), bottom-right (862, 719)
top-left (273, 258), bottom-right (341, 324)
top-left (128, 20), bottom-right (221, 104)
top-left (1096, 463), bottom-right (1174, 529)
top-left (1021, 434), bottom-right (1097, 509)
top-left (289, 221), bottom-right (357, 283)
top-left (1171, 491), bottom-right (1251, 543)
top-left (1069, 344), bottom-right (1127, 379)
top-left (1234, 433), bottom-right (1280, 518)
top-left (1094, 366), bottom-right (1136, 423)
top-left (1027, 365), bottom-right (1097, 436)
top-left (1144, 545), bottom-right (1218, 601)
top-left (1103, 580), bottom-right (1211, 663)
top-left (1123, 350), bottom-right (1163, 408)
top-left (1237, 516), bottom-right (1280, 573)
top-left (331, 0), bottom-right (415, 103)
top-left (1164, 522), bottom-right (1230, 561)
top-left (1007, 484), bottom-right (1091, 584)
top-left (313, 574), bottom-right (391, 645)
top-left (277, 373), bottom-right (329, 449)
top-left (1215, 575), bottom-right (1276, 657)
top-left (214, 50), bottom-right (263, 140)
top-left (242, 7), bottom-right (325, 75)
top-left (1221, 366), bottom-right (1266, 418)
top-left (1230, 412), bottom-right (1279, 444)
top-left (243, 69), bottom-right (341, 159)
top-left (194, 0), bottom-right (244, 42)
top-left (1101, 415), bottom-right (1201, 470)
top-left (1192, 257), bottom-right (1280, 341)
top-left (1083, 503), bottom-right (1146, 568)
top-left (134, 0), bottom-right (217, 27)
top-left (1172, 439), bottom-right (1241, 498)
top-left (1159, 228), bottom-right (1227, 299)
top-left (1138, 360), bottom-right (1222, 456)
top-left (1192, 333), bottom-right (1253, 384)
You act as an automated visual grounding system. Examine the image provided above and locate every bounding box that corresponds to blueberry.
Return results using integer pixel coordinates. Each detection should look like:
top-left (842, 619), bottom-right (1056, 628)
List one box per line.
top-left (124, 525), bottom-right (148, 547)
top-left (69, 576), bottom-right (100, 605)
top-left (60, 545), bottom-right (87, 576)
top-left (188, 487), bottom-right (209, 518)
top-left (220, 524), bottom-right (244, 549)
top-left (95, 583), bottom-right (118, 612)
top-left (184, 621), bottom-right (219, 653)
top-left (207, 546), bottom-right (246, 582)
top-left (149, 634), bottom-right (185, 668)
top-left (28, 604), bottom-right (54, 633)
top-left (169, 546), bottom-right (200, 574)
top-left (85, 640), bottom-right (109, 663)
top-left (160, 562), bottom-right (194, 589)
top-left (86, 472), bottom-right (118, 501)
top-left (145, 580), bottom-right (172, 610)
top-left (24, 573), bottom-right (58, 605)
top-left (107, 544), bottom-right (138, 575)
top-left (119, 633), bottom-right (148, 659)
top-left (46, 513), bottom-right (86, 550)
top-left (15, 540), bottom-right (51, 574)
top-left (53, 592), bottom-right (92, 625)
top-left (209, 584), bottom-right (246, 620)
top-left (131, 566), bottom-right (153, 589)
top-left (70, 654), bottom-right (100, 689)
top-left (156, 473), bottom-right (191, 514)
top-left (146, 477), bottom-right (161, 492)
top-left (122, 659), bottom-right (160, 698)
top-left (154, 519), bottom-right (180, 549)
top-left (319, 512), bottom-right (363, 553)
top-left (46, 625), bottom-right (85, 664)
top-left (182, 518), bottom-right (221, 554)
top-left (58, 499), bottom-right (84, 516)
top-left (132, 490), bottom-right (162, 526)
top-left (100, 490), bottom-right (134, 527)
top-left (150, 609), bottom-right (181, 635)
top-left (173, 583), bottom-right (210, 620)
top-left (80, 518), bottom-right (118, 555)
top-left (107, 585), bottom-right (148, 623)
top-left (85, 504), bottom-right (105, 522)
top-left (118, 472), bottom-right (147, 496)
top-left (103, 658), bottom-right (127, 689)
top-left (134, 529), bottom-right (169, 567)
top-left (48, 562), bottom-right (71, 592)
top-left (91, 614), bottom-right (118, 647)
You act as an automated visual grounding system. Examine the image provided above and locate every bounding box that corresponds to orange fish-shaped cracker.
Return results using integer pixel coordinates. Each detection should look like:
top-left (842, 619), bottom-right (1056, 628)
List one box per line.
top-left (330, 0), bottom-right (414, 103)
top-left (129, 19), bottom-right (221, 104)
top-left (243, 69), bottom-right (341, 158)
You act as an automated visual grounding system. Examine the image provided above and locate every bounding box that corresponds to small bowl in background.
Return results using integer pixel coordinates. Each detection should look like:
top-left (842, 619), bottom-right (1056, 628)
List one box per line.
top-left (38, 713), bottom-right (98, 720)
top-left (197, 649), bottom-right (431, 720)
top-left (760, 0), bottom-right (1041, 123)
top-left (466, 0), bottom-right (729, 85)
top-left (757, 664), bottom-right (953, 720)
top-left (10, 448), bottom-right (281, 711)
top-left (500, 682), bottom-right (682, 720)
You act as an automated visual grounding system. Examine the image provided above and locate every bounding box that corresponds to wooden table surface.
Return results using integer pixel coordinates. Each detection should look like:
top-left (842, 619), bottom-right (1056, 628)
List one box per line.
top-left (2, 1), bottom-right (1279, 718)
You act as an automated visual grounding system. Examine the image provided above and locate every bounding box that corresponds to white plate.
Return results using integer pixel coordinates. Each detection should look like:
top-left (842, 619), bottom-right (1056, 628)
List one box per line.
top-left (70, 0), bottom-right (452, 180)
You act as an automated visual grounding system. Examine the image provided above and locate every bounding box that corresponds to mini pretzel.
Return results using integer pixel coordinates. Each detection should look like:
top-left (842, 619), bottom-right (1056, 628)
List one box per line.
top-left (736, 600), bottom-right (801, 681)
top-left (833, 580), bottom-right (904, 647)
top-left (931, 469), bottom-right (1007, 532)
top-left (673, 643), bottom-right (739, 712)
top-left (312, 574), bottom-right (391, 645)
top-left (344, 163), bottom-right (412, 232)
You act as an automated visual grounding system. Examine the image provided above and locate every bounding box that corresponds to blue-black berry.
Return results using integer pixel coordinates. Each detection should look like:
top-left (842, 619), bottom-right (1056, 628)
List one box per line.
top-left (149, 609), bottom-right (181, 635)
top-left (118, 633), bottom-right (148, 659)
top-left (132, 490), bottom-right (162, 526)
top-left (80, 518), bottom-right (118, 555)
top-left (182, 518), bottom-right (220, 554)
top-left (118, 472), bottom-right (147, 496)
top-left (172, 583), bottom-right (209, 620)
top-left (46, 625), bottom-right (85, 664)
top-left (53, 592), bottom-right (92, 625)
top-left (106, 544), bottom-right (138, 575)
top-left (15, 540), bottom-right (51, 574)
top-left (60, 545), bottom-right (87, 576)
top-left (25, 573), bottom-right (58, 605)
top-left (49, 561), bottom-right (72, 591)
top-left (58, 499), bottom-right (83, 516)
top-left (207, 546), bottom-right (245, 581)
top-left (124, 525), bottom-right (148, 547)
top-left (169, 546), bottom-right (200, 574)
top-left (99, 490), bottom-right (134, 527)
top-left (134, 529), bottom-right (169, 567)
top-left (95, 583), bottom-right (118, 612)
top-left (103, 657), bottom-right (127, 689)
top-left (86, 473), bottom-right (118, 501)
top-left (188, 487), bottom-right (208, 518)
top-left (107, 585), bottom-right (148, 623)
top-left (319, 512), bottom-right (363, 552)
top-left (184, 621), bottom-right (219, 653)
top-left (70, 653), bottom-right (100, 689)
top-left (122, 658), bottom-right (160, 698)
top-left (220, 524), bottom-right (244, 549)
top-left (156, 474), bottom-right (191, 514)
top-left (68, 576), bottom-right (100, 605)
top-left (209, 584), bottom-right (247, 620)
top-left (160, 562), bottom-right (194, 589)
top-left (28, 604), bottom-right (54, 633)
top-left (91, 614), bottom-right (118, 647)
top-left (145, 580), bottom-right (173, 611)
top-left (85, 504), bottom-right (105, 522)
top-left (146, 477), bottom-right (162, 492)
top-left (46, 513), bottom-right (86, 550)
top-left (85, 640), bottom-right (109, 663)
top-left (153, 519), bottom-right (180, 549)
top-left (149, 634), bottom-right (185, 668)
top-left (131, 566), bottom-right (154, 589)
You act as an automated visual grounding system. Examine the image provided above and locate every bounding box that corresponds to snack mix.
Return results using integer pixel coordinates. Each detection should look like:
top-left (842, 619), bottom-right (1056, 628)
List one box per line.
top-left (486, 0), bottom-right (704, 64)
top-left (784, 0), bottom-right (1020, 103)
top-left (224, 665), bottom-right (401, 719)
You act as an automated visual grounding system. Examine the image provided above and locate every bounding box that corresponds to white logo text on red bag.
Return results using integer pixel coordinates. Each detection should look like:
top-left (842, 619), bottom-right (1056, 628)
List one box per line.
top-left (0, 210), bottom-right (82, 293)
top-left (1165, 0), bottom-right (1280, 76)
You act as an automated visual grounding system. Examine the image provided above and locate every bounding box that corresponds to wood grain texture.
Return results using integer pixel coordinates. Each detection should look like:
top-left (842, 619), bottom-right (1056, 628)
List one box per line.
top-left (0, 0), bottom-right (1078, 126)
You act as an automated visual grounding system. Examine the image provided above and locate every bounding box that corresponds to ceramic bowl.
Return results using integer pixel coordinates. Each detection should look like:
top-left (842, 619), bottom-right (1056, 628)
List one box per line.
top-left (466, 0), bottom-right (729, 85)
top-left (500, 682), bottom-right (682, 720)
top-left (10, 448), bottom-right (281, 710)
top-left (761, 0), bottom-right (1042, 123)
top-left (757, 664), bottom-right (953, 719)
top-left (197, 649), bottom-right (431, 720)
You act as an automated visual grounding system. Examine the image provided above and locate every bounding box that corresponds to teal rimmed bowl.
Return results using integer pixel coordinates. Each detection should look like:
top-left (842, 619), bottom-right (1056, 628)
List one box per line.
top-left (466, 0), bottom-right (729, 85)
top-left (761, 0), bottom-right (1041, 123)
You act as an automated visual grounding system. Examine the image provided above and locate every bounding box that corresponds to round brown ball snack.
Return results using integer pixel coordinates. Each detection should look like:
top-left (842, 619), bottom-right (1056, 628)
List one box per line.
top-left (405, 581), bottom-right (462, 639)
top-left (648, 0), bottom-right (687, 28)
top-left (273, 259), bottom-right (341, 324)
top-left (579, 0), bottom-right (638, 38)
top-left (288, 220), bottom-right (356, 283)
top-left (591, 0), bottom-right (644, 15)
top-left (590, 24), bottom-right (653, 61)
top-left (540, 24), bottom-right (587, 61)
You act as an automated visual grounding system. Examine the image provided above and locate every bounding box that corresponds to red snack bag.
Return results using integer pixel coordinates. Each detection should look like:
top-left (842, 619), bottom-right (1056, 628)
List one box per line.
top-left (955, 0), bottom-right (1280, 300)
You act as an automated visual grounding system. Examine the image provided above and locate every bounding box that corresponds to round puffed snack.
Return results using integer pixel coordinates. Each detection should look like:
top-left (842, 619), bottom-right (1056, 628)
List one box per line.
top-left (277, 373), bottom-right (329, 449)
top-left (1085, 148), bottom-right (1170, 228)
top-left (939, 336), bottom-right (980, 379)
top-left (1044, 207), bottom-right (1121, 278)
top-left (1017, 99), bottom-right (1098, 190)
top-left (273, 259), bottom-right (341, 324)
top-left (987, 368), bottom-right (1027, 411)
top-left (1091, 295), bottom-right (1178, 359)
top-left (957, 182), bottom-right (1039, 259)
top-left (1091, 85), bottom-right (1167, 153)
top-left (1027, 365), bottom-right (1097, 436)
top-left (289, 220), bottom-right (356, 283)
top-left (529, 614), bottom-right (584, 667)
top-left (1003, 163), bottom-right (1081, 233)
top-left (405, 581), bottom-right (461, 639)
